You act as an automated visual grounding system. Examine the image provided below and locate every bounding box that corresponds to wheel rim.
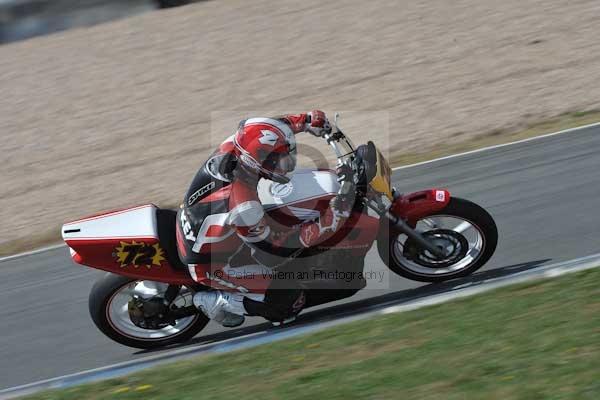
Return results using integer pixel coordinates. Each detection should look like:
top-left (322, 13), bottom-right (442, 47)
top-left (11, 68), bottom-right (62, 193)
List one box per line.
top-left (106, 281), bottom-right (198, 341)
top-left (391, 215), bottom-right (485, 276)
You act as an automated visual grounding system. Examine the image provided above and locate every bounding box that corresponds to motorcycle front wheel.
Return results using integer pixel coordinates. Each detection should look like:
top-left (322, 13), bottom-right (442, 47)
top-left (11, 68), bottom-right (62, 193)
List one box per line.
top-left (89, 273), bottom-right (208, 349)
top-left (378, 197), bottom-right (498, 282)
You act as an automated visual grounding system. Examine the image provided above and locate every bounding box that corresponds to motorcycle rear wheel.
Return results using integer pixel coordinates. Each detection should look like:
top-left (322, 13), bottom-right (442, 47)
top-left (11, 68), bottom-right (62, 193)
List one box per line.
top-left (89, 273), bottom-right (208, 349)
top-left (378, 197), bottom-right (498, 282)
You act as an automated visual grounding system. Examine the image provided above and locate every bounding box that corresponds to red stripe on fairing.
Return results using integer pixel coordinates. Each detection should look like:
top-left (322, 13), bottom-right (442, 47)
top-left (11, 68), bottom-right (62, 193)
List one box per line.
top-left (64, 204), bottom-right (156, 225)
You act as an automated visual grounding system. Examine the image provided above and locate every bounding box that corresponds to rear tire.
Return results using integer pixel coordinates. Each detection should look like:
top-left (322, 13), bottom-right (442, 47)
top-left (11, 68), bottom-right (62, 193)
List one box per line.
top-left (378, 197), bottom-right (498, 282)
top-left (89, 273), bottom-right (208, 349)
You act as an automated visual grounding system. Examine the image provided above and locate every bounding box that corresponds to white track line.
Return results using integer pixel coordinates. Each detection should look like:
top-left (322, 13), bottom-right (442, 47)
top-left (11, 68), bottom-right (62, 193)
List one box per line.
top-left (0, 243), bottom-right (65, 263)
top-left (2, 120), bottom-right (599, 264)
top-left (392, 120), bottom-right (600, 170)
top-left (2, 252), bottom-right (599, 400)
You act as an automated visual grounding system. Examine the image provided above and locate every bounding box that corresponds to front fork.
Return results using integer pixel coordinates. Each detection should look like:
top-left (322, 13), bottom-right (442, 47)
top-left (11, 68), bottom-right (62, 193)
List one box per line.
top-left (385, 212), bottom-right (447, 259)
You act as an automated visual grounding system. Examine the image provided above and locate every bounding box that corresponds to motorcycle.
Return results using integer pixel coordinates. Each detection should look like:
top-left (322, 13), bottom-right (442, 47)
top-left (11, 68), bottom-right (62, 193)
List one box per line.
top-left (62, 114), bottom-right (498, 349)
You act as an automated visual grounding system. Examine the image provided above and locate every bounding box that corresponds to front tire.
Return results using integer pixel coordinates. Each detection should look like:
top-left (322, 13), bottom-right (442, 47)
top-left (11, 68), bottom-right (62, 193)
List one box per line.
top-left (378, 197), bottom-right (498, 282)
top-left (89, 274), bottom-right (208, 349)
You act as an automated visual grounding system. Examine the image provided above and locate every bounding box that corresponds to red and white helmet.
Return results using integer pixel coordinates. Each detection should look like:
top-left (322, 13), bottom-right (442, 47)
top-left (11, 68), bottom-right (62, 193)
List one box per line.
top-left (233, 118), bottom-right (297, 183)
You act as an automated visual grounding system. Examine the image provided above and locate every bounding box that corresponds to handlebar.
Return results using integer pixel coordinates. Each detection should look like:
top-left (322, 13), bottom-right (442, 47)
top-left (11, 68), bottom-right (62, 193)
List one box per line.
top-left (321, 114), bottom-right (369, 195)
top-left (323, 127), bottom-right (357, 168)
top-left (323, 114), bottom-right (355, 157)
top-left (323, 132), bottom-right (344, 158)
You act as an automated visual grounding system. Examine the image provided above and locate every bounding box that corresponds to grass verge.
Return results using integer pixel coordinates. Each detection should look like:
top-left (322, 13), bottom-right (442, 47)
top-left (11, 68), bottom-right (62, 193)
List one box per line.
top-left (3, 109), bottom-right (600, 258)
top-left (389, 110), bottom-right (600, 166)
top-left (23, 267), bottom-right (600, 400)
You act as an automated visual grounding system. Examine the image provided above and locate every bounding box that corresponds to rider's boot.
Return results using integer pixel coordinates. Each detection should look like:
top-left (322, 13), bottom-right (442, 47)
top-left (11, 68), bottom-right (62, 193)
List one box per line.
top-left (193, 290), bottom-right (246, 328)
top-left (243, 289), bottom-right (306, 327)
top-left (270, 290), bottom-right (306, 326)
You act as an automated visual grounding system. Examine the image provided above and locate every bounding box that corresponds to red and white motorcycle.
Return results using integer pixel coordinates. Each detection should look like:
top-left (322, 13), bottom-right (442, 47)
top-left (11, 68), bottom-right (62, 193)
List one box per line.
top-left (62, 116), bottom-right (498, 349)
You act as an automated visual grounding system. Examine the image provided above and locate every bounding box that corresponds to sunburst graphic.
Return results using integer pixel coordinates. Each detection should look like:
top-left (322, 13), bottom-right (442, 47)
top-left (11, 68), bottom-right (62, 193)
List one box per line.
top-left (150, 243), bottom-right (166, 269)
top-left (115, 241), bottom-right (136, 267)
top-left (114, 241), bottom-right (166, 269)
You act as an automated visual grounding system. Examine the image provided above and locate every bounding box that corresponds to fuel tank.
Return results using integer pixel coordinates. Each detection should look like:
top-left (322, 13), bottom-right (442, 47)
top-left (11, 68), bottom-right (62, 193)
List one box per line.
top-left (258, 169), bottom-right (339, 224)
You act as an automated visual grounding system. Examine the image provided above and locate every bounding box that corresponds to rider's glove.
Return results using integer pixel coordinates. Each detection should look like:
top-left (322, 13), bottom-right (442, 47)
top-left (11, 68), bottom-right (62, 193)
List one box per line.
top-left (305, 110), bottom-right (331, 137)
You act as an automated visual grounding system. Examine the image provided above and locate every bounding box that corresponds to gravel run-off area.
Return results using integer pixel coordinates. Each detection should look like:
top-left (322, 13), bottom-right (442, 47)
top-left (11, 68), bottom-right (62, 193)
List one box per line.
top-left (1, 0), bottom-right (600, 252)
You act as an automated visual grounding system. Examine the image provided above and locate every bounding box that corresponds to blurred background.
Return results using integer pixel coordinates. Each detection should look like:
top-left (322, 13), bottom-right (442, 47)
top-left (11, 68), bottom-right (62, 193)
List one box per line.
top-left (1, 1), bottom-right (600, 398)
top-left (0, 0), bottom-right (192, 44)
top-left (2, 0), bottom-right (600, 255)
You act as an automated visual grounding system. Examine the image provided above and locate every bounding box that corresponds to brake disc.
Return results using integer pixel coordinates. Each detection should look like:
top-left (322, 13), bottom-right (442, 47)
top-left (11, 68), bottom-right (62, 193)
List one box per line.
top-left (403, 229), bottom-right (469, 269)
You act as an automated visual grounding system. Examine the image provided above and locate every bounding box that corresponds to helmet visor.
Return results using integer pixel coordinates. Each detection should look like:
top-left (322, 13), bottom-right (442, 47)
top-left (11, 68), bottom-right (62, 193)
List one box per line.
top-left (262, 144), bottom-right (296, 174)
top-left (282, 143), bottom-right (297, 172)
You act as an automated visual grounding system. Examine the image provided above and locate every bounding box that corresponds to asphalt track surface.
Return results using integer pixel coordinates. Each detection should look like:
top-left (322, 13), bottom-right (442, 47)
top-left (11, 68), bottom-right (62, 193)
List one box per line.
top-left (2, 125), bottom-right (600, 390)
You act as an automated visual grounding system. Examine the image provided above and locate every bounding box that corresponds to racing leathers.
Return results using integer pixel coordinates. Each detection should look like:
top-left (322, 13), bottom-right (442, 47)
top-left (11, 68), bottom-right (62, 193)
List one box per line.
top-left (176, 112), bottom-right (353, 326)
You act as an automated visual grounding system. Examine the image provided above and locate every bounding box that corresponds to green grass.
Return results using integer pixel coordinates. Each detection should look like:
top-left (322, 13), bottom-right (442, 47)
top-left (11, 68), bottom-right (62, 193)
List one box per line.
top-left (3, 109), bottom-right (600, 257)
top-left (23, 267), bottom-right (600, 400)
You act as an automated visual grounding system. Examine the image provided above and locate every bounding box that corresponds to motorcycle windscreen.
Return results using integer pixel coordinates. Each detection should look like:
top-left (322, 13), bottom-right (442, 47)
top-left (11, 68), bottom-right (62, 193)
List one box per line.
top-left (369, 149), bottom-right (393, 200)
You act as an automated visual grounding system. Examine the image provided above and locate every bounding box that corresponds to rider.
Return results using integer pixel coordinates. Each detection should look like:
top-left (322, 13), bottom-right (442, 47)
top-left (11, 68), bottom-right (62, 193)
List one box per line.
top-left (176, 110), bottom-right (355, 327)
